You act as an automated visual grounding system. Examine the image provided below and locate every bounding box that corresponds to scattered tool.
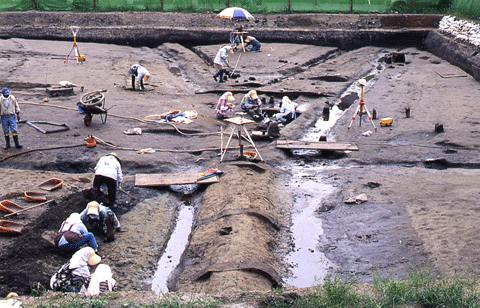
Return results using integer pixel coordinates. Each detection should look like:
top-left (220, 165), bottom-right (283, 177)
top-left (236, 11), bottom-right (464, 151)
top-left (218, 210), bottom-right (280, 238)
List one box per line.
top-left (0, 200), bottom-right (23, 213)
top-left (25, 121), bottom-right (70, 134)
top-left (38, 178), bottom-right (64, 191)
top-left (119, 188), bottom-right (136, 200)
top-left (347, 79), bottom-right (377, 131)
top-left (0, 220), bottom-right (24, 235)
top-left (4, 200), bottom-right (55, 218)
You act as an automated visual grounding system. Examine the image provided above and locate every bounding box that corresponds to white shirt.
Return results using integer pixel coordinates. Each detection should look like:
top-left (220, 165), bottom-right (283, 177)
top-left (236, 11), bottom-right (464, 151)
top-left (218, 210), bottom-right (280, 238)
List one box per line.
top-left (94, 155), bottom-right (123, 183)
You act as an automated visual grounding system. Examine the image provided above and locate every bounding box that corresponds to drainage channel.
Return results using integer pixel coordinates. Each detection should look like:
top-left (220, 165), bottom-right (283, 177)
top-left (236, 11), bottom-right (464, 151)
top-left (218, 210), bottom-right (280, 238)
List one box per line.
top-left (151, 186), bottom-right (197, 294)
top-left (284, 56), bottom-right (386, 287)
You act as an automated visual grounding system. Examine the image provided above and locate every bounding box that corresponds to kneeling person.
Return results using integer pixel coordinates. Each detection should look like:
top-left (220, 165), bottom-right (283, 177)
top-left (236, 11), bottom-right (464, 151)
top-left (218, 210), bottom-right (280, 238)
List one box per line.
top-left (80, 201), bottom-right (123, 242)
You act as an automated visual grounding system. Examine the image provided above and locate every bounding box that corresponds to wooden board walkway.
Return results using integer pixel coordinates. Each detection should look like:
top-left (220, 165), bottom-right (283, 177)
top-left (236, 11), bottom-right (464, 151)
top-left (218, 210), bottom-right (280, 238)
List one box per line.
top-left (276, 140), bottom-right (359, 151)
top-left (135, 173), bottom-right (219, 187)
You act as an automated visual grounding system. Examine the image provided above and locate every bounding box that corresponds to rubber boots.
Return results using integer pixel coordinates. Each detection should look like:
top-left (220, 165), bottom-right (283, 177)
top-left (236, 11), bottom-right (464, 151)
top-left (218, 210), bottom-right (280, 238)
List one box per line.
top-left (4, 135), bottom-right (10, 150)
top-left (12, 134), bottom-right (22, 149)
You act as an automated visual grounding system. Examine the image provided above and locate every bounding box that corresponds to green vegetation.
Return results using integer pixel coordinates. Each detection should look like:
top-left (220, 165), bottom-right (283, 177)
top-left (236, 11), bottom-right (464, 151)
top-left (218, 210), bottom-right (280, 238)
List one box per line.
top-left (26, 269), bottom-right (480, 308)
top-left (264, 269), bottom-right (480, 308)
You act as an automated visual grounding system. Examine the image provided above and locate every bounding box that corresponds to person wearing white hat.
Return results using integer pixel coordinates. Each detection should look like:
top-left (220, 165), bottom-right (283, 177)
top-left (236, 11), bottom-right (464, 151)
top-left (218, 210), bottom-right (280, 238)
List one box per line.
top-left (92, 153), bottom-right (123, 208)
top-left (215, 92), bottom-right (235, 119)
top-left (82, 264), bottom-right (117, 296)
top-left (55, 212), bottom-right (98, 252)
top-left (213, 45), bottom-right (233, 83)
top-left (80, 201), bottom-right (122, 242)
top-left (274, 96), bottom-right (299, 124)
top-left (50, 247), bottom-right (102, 293)
top-left (241, 90), bottom-right (263, 121)
top-left (0, 88), bottom-right (22, 150)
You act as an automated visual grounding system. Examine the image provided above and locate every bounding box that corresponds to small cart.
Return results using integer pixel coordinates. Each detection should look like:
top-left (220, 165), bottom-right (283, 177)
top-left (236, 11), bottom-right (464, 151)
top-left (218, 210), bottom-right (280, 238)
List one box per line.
top-left (77, 90), bottom-right (112, 126)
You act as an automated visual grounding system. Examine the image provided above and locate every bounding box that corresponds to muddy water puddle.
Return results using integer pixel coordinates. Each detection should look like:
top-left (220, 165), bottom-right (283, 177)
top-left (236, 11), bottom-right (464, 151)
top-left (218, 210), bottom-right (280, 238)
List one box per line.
top-left (284, 163), bottom-right (337, 287)
top-left (151, 198), bottom-right (195, 294)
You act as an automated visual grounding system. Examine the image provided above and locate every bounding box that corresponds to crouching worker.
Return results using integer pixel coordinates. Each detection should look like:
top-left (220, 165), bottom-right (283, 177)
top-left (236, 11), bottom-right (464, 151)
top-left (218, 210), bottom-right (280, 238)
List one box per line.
top-left (1, 88), bottom-right (22, 150)
top-left (274, 96), bottom-right (298, 124)
top-left (80, 201), bottom-right (123, 242)
top-left (50, 247), bottom-right (101, 293)
top-left (215, 92), bottom-right (235, 120)
top-left (129, 64), bottom-right (150, 90)
top-left (55, 213), bottom-right (98, 252)
top-left (245, 36), bottom-right (261, 52)
top-left (93, 153), bottom-right (122, 208)
top-left (241, 90), bottom-right (263, 121)
top-left (82, 264), bottom-right (117, 296)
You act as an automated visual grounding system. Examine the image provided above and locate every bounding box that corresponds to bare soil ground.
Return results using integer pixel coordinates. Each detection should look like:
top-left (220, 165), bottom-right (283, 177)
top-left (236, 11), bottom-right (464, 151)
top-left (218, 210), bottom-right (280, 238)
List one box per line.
top-left (1, 12), bottom-right (480, 307)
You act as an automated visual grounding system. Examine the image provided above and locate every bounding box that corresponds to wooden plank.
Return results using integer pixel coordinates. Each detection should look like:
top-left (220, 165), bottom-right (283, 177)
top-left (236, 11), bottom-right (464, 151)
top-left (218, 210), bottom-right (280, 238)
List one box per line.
top-left (435, 70), bottom-right (468, 78)
top-left (135, 173), bottom-right (219, 187)
top-left (276, 140), bottom-right (359, 151)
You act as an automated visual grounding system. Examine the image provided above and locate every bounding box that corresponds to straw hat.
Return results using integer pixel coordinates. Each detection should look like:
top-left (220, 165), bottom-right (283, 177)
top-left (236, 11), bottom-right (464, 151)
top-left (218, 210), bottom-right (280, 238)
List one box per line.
top-left (107, 152), bottom-right (121, 163)
top-left (87, 201), bottom-right (99, 216)
top-left (250, 90), bottom-right (258, 100)
top-left (88, 250), bottom-right (102, 266)
top-left (226, 92), bottom-right (235, 101)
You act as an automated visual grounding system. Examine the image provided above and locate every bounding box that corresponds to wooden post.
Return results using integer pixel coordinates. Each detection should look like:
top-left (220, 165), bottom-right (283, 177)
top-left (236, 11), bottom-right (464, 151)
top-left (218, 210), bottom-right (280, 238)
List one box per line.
top-left (411, 0), bottom-right (414, 10)
top-left (350, 0), bottom-right (353, 13)
top-left (226, 0), bottom-right (229, 7)
top-left (93, 0), bottom-right (96, 10)
top-left (32, 0), bottom-right (36, 9)
top-left (161, 0), bottom-right (163, 10)
top-left (288, 0), bottom-right (291, 10)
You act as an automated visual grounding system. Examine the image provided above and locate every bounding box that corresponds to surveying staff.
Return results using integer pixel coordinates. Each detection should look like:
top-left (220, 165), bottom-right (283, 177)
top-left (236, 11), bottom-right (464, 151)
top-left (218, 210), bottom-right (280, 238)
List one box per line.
top-left (1, 88), bottom-right (22, 150)
top-left (80, 201), bottom-right (123, 242)
top-left (130, 64), bottom-right (150, 90)
top-left (213, 45), bottom-right (233, 83)
top-left (92, 153), bottom-right (123, 208)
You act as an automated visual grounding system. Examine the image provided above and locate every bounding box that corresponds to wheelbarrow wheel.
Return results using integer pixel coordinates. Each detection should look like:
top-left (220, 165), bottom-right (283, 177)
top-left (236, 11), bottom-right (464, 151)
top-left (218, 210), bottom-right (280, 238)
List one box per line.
top-left (84, 114), bottom-right (93, 126)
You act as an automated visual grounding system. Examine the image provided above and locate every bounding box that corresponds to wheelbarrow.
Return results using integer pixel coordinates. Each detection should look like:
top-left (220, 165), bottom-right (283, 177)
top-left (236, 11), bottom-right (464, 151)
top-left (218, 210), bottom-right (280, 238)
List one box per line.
top-left (77, 90), bottom-right (114, 126)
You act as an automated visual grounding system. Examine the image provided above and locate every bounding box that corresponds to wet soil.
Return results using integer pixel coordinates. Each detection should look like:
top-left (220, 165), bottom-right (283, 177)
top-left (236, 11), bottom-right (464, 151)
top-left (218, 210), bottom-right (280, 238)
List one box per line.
top-left (0, 12), bottom-right (479, 307)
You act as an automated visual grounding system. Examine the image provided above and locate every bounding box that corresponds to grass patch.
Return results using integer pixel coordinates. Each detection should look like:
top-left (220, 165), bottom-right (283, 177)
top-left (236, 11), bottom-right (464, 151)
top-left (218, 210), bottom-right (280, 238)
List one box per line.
top-left (264, 269), bottom-right (480, 308)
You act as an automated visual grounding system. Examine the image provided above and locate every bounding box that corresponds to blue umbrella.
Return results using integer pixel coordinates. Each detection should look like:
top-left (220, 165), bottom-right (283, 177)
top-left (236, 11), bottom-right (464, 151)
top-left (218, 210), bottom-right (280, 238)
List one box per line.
top-left (216, 7), bottom-right (254, 21)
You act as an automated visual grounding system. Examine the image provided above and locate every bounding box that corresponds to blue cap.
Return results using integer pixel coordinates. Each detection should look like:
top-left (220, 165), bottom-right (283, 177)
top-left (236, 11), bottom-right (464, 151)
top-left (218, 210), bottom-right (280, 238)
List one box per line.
top-left (2, 88), bottom-right (10, 96)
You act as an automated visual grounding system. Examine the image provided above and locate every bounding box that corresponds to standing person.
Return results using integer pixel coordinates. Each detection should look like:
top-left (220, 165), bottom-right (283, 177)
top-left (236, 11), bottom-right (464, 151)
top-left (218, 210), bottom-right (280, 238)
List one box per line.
top-left (0, 88), bottom-right (22, 150)
top-left (215, 92), bottom-right (235, 120)
top-left (129, 64), bottom-right (150, 90)
top-left (92, 153), bottom-right (123, 208)
top-left (55, 213), bottom-right (98, 253)
top-left (80, 201), bottom-right (123, 242)
top-left (241, 90), bottom-right (263, 121)
top-left (230, 25), bottom-right (244, 51)
top-left (274, 96), bottom-right (299, 124)
top-left (213, 45), bottom-right (233, 83)
top-left (245, 36), bottom-right (261, 52)
top-left (50, 247), bottom-right (102, 293)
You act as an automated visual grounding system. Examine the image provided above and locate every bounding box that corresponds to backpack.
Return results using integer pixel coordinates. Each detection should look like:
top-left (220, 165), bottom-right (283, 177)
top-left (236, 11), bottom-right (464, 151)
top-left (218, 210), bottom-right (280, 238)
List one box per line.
top-left (54, 224), bottom-right (85, 247)
top-left (50, 262), bottom-right (89, 293)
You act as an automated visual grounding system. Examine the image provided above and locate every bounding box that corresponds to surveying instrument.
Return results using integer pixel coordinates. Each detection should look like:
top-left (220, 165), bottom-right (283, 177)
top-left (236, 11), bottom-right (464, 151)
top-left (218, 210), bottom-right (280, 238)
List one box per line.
top-left (347, 78), bottom-right (377, 131)
top-left (65, 26), bottom-right (85, 64)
